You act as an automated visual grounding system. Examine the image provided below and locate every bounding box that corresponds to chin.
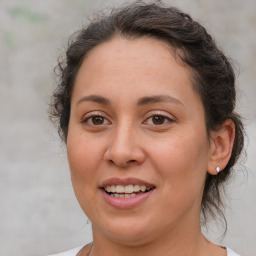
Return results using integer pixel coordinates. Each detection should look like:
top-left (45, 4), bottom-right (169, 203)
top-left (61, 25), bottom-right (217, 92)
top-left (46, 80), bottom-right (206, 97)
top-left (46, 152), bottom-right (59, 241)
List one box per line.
top-left (92, 215), bottom-right (158, 246)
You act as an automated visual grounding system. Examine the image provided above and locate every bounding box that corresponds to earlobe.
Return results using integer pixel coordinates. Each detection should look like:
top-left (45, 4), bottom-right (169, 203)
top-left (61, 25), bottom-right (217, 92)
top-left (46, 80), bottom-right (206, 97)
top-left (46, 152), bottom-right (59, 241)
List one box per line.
top-left (207, 119), bottom-right (235, 175)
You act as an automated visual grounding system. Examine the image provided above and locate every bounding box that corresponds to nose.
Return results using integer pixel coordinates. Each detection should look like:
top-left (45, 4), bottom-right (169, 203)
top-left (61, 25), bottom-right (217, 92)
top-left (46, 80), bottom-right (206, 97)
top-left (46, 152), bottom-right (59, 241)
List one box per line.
top-left (104, 124), bottom-right (146, 168)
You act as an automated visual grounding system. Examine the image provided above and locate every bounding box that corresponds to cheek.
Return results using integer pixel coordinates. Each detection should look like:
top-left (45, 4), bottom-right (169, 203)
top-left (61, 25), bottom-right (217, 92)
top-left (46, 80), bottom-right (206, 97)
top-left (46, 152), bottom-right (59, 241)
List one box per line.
top-left (67, 132), bottom-right (104, 190)
top-left (67, 134), bottom-right (104, 215)
top-left (147, 132), bottom-right (209, 206)
top-left (150, 132), bottom-right (209, 170)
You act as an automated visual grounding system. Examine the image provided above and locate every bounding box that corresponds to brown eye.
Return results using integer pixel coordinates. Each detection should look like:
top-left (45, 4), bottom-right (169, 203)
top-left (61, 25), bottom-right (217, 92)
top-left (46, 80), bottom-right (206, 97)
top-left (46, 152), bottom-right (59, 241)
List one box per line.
top-left (91, 116), bottom-right (105, 125)
top-left (152, 115), bottom-right (165, 125)
top-left (143, 114), bottom-right (173, 126)
top-left (82, 115), bottom-right (110, 126)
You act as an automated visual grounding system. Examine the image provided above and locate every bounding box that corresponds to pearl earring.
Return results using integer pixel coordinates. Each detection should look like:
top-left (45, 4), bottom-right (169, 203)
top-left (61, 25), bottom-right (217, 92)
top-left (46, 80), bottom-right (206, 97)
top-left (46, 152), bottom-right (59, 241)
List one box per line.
top-left (216, 166), bottom-right (220, 173)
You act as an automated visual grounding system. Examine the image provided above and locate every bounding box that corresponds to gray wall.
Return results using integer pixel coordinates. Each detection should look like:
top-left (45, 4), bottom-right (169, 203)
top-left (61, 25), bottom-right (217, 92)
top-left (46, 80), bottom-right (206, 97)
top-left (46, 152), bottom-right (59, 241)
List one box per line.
top-left (0, 0), bottom-right (255, 255)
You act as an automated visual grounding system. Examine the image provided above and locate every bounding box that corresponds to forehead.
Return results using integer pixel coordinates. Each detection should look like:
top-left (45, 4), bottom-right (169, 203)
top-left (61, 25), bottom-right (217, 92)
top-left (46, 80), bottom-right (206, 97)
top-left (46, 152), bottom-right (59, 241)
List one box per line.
top-left (79, 36), bottom-right (183, 75)
top-left (72, 36), bottom-right (201, 109)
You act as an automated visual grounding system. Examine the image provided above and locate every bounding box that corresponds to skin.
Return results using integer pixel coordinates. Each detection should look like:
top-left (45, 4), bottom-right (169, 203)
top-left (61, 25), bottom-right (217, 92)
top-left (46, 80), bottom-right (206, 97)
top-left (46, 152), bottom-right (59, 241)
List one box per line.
top-left (67, 37), bottom-right (234, 256)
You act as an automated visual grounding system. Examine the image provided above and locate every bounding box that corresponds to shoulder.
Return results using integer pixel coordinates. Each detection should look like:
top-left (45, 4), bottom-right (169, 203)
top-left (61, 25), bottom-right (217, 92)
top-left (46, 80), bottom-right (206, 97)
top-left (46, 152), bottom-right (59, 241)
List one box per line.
top-left (47, 246), bottom-right (84, 256)
top-left (226, 247), bottom-right (241, 256)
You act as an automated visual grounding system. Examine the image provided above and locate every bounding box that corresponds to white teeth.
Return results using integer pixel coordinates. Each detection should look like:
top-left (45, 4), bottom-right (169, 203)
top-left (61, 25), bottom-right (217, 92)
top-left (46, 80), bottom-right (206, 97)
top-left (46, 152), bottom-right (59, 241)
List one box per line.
top-left (111, 193), bottom-right (137, 198)
top-left (140, 185), bottom-right (146, 192)
top-left (133, 185), bottom-right (140, 192)
top-left (104, 184), bottom-right (153, 194)
top-left (124, 185), bottom-right (133, 193)
top-left (111, 185), bottom-right (116, 193)
top-left (115, 185), bottom-right (125, 193)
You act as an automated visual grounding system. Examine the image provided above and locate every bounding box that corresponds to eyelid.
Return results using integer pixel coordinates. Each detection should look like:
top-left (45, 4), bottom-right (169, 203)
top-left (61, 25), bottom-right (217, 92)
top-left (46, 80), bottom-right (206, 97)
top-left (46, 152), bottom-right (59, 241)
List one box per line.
top-left (143, 110), bottom-right (175, 125)
top-left (81, 111), bottom-right (112, 124)
top-left (144, 110), bottom-right (175, 119)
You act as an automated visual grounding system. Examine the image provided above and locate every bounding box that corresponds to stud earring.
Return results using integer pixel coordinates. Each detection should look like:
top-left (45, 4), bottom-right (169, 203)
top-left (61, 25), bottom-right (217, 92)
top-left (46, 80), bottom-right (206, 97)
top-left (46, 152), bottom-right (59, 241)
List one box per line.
top-left (216, 166), bottom-right (220, 173)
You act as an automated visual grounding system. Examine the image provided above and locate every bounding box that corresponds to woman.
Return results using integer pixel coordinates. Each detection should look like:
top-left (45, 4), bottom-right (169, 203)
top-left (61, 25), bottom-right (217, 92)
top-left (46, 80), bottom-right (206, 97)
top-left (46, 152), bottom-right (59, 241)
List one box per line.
top-left (49, 1), bottom-right (244, 255)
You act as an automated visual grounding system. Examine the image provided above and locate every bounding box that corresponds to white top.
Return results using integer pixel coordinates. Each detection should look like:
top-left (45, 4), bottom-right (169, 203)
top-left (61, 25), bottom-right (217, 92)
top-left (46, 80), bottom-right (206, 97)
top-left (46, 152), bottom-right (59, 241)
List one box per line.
top-left (48, 246), bottom-right (241, 256)
top-left (47, 246), bottom-right (84, 256)
top-left (227, 247), bottom-right (241, 256)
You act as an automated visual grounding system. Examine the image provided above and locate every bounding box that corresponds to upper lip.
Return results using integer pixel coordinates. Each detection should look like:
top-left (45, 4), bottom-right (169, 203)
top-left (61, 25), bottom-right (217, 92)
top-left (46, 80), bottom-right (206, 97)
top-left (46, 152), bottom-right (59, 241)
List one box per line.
top-left (99, 177), bottom-right (156, 188)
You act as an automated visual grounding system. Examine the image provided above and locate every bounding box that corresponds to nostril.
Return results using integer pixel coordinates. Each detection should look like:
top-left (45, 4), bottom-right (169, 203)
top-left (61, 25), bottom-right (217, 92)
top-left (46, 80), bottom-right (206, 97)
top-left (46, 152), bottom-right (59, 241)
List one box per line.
top-left (126, 159), bottom-right (138, 167)
top-left (108, 159), bottom-right (137, 167)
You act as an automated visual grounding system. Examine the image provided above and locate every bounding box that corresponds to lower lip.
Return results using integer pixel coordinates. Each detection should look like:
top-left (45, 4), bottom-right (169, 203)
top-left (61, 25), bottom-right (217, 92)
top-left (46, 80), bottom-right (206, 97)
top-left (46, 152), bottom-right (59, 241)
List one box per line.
top-left (101, 189), bottom-right (155, 209)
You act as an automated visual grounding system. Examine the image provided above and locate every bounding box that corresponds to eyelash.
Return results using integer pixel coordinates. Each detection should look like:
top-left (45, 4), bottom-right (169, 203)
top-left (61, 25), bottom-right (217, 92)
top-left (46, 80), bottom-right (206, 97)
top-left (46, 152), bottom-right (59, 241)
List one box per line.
top-left (81, 113), bottom-right (174, 127)
top-left (143, 114), bottom-right (173, 125)
top-left (82, 115), bottom-right (111, 126)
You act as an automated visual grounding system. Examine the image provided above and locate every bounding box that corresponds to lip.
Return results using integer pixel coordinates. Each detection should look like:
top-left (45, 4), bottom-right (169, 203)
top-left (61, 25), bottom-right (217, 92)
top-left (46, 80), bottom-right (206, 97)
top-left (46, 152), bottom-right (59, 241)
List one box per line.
top-left (99, 177), bottom-right (156, 209)
top-left (99, 177), bottom-right (156, 188)
top-left (100, 188), bottom-right (155, 209)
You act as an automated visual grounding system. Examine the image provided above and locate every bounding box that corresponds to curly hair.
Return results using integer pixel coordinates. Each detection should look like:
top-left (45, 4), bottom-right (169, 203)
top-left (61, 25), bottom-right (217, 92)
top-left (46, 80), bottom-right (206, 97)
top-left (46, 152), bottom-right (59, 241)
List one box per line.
top-left (50, 1), bottom-right (244, 225)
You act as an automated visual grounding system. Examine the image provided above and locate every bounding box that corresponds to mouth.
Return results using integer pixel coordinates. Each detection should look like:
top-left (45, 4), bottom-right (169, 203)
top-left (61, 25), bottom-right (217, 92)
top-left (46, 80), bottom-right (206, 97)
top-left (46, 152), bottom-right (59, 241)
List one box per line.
top-left (102, 184), bottom-right (155, 198)
top-left (99, 178), bottom-right (156, 208)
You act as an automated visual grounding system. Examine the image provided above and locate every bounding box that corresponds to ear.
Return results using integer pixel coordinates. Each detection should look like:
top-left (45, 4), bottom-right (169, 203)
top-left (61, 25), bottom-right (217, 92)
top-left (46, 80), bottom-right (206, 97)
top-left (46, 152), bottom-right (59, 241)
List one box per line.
top-left (207, 119), bottom-right (235, 175)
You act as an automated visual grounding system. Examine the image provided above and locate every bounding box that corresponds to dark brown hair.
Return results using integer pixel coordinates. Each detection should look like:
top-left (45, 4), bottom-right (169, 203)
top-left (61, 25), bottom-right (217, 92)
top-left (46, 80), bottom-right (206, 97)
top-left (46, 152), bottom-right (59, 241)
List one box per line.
top-left (50, 1), bottom-right (244, 224)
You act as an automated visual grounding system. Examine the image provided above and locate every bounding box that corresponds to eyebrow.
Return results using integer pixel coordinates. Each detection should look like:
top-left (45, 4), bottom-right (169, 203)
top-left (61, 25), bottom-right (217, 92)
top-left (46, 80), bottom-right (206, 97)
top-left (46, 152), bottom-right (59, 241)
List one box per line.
top-left (76, 94), bottom-right (184, 107)
top-left (76, 95), bottom-right (111, 105)
top-left (137, 95), bottom-right (184, 107)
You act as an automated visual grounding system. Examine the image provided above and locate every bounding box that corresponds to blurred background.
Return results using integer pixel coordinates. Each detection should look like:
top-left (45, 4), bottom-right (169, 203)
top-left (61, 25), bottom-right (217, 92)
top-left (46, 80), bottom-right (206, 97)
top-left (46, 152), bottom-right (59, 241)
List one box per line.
top-left (0, 0), bottom-right (255, 255)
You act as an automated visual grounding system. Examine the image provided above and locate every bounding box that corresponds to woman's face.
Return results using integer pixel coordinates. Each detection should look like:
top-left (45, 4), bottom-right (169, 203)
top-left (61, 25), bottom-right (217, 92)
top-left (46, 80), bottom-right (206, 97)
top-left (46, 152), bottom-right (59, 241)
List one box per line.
top-left (67, 37), bottom-right (211, 244)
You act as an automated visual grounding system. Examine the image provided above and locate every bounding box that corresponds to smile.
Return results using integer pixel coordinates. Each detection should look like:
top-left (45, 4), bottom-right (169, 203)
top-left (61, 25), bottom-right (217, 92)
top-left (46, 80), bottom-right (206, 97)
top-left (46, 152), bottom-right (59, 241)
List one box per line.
top-left (100, 178), bottom-right (156, 208)
top-left (103, 184), bottom-right (154, 198)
